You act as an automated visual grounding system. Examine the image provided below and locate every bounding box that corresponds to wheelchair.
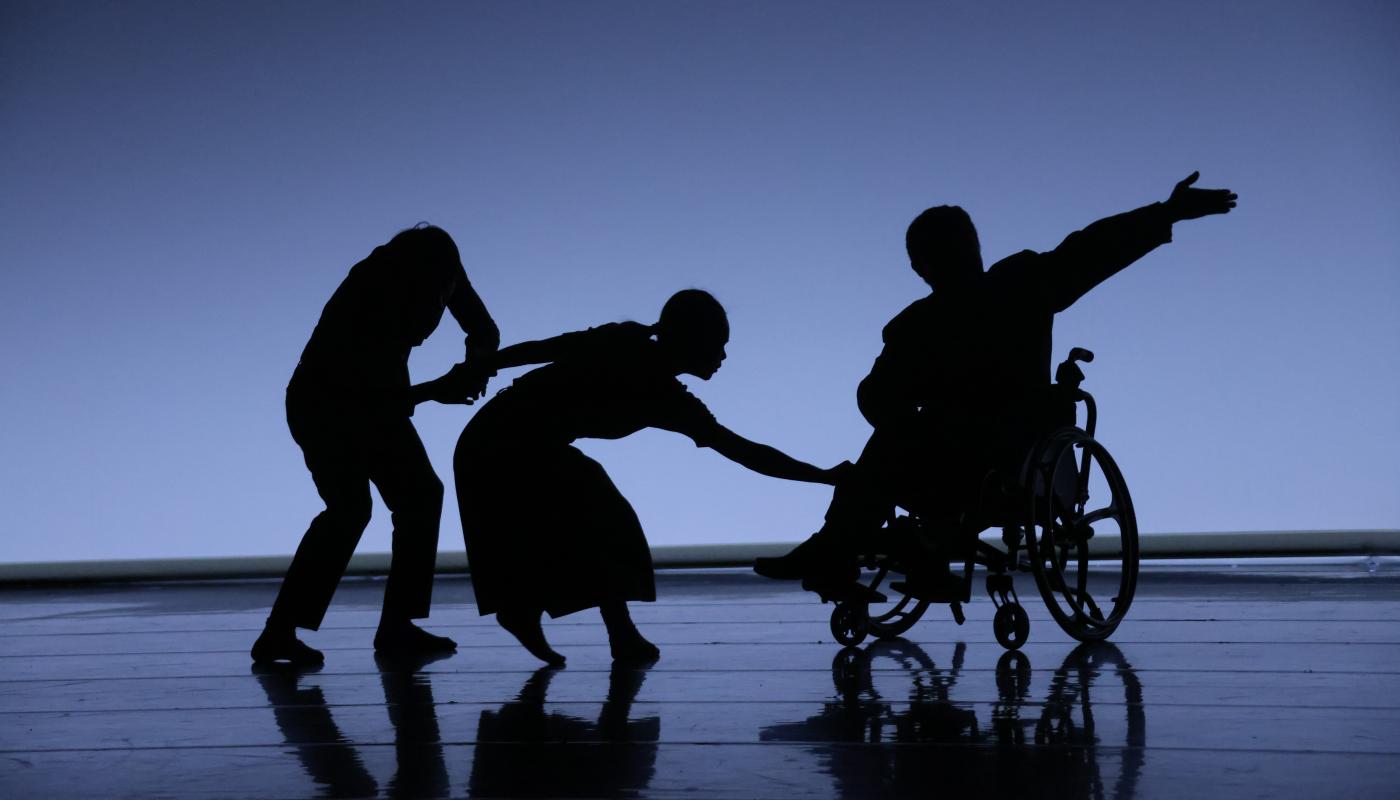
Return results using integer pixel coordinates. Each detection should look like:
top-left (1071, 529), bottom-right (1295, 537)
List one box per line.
top-left (828, 347), bottom-right (1140, 651)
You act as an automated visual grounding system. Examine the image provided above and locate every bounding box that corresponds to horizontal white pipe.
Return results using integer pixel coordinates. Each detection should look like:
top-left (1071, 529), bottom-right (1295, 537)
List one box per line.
top-left (0, 529), bottom-right (1396, 585)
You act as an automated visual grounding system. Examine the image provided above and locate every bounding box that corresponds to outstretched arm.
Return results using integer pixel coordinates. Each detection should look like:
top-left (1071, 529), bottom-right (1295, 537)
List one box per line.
top-left (409, 330), bottom-right (581, 406)
top-left (1039, 171), bottom-right (1237, 311)
top-left (704, 425), bottom-right (849, 485)
top-left (489, 329), bottom-right (592, 370)
top-left (412, 323), bottom-right (649, 406)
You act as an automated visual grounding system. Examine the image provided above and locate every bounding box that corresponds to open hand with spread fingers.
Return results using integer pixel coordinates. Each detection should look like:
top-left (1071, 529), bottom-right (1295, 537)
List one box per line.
top-left (1165, 171), bottom-right (1238, 221)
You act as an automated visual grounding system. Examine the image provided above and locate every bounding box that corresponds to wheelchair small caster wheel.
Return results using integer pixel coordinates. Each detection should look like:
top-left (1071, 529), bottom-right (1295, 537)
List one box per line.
top-left (993, 602), bottom-right (1030, 650)
top-left (830, 602), bottom-right (870, 647)
top-left (832, 647), bottom-right (870, 696)
top-left (995, 650), bottom-right (1033, 698)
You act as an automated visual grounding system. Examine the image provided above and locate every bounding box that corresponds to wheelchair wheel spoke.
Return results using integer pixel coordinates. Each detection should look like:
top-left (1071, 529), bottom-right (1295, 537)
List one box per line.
top-left (1079, 505), bottom-right (1117, 526)
top-left (1076, 590), bottom-right (1106, 623)
top-left (1056, 542), bottom-right (1085, 614)
top-left (1076, 448), bottom-right (1096, 509)
top-left (1024, 428), bottom-right (1138, 642)
top-left (868, 566), bottom-right (888, 593)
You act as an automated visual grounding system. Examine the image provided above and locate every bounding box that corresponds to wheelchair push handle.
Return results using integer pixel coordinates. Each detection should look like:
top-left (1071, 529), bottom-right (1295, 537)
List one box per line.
top-left (1055, 347), bottom-right (1095, 390)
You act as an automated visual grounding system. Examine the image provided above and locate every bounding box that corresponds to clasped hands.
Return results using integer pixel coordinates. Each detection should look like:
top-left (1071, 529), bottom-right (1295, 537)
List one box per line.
top-left (416, 359), bottom-right (496, 406)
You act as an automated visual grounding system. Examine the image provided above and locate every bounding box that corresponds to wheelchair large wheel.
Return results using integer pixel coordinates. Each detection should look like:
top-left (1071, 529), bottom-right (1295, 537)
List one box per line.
top-left (1025, 428), bottom-right (1139, 642)
top-left (1035, 642), bottom-right (1147, 800)
top-left (861, 563), bottom-right (931, 640)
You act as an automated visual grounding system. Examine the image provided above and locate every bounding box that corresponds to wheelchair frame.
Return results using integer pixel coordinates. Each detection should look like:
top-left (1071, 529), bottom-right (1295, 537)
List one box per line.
top-left (828, 347), bottom-right (1141, 650)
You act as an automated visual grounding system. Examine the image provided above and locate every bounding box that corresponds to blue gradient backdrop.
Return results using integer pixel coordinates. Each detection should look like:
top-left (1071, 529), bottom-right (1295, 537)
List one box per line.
top-left (2, 1), bottom-right (1396, 563)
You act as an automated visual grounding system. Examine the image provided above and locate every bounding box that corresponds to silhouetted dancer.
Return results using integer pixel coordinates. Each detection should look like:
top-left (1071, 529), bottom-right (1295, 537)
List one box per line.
top-left (755, 172), bottom-right (1237, 599)
top-left (469, 664), bottom-right (659, 796)
top-left (252, 224), bottom-right (500, 665)
top-left (426, 290), bottom-right (847, 665)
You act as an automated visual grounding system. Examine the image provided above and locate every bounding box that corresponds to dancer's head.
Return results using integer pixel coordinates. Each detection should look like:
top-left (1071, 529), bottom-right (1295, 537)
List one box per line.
top-left (655, 289), bottom-right (729, 380)
top-left (386, 223), bottom-right (461, 294)
top-left (905, 205), bottom-right (983, 290)
top-left (383, 223), bottom-right (462, 344)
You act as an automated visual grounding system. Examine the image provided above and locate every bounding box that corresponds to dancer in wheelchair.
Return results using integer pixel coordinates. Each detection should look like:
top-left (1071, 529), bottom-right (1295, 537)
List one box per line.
top-left (755, 172), bottom-right (1237, 601)
top-left (428, 290), bottom-right (849, 665)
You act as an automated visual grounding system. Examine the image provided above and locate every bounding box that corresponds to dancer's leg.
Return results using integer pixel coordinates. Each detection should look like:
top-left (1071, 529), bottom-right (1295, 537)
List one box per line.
top-left (368, 418), bottom-right (455, 655)
top-left (600, 601), bottom-right (660, 663)
top-left (254, 417), bottom-right (372, 665)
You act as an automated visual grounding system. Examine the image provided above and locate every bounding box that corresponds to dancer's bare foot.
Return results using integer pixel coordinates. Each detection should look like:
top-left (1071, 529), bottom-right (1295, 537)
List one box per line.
top-left (251, 624), bottom-right (324, 666)
top-left (600, 601), bottom-right (660, 663)
top-left (373, 620), bottom-right (457, 656)
top-left (498, 609), bottom-right (566, 667)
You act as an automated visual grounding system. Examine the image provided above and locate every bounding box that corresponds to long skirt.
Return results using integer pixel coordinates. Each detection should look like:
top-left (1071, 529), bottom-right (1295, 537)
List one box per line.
top-left (454, 432), bottom-right (656, 618)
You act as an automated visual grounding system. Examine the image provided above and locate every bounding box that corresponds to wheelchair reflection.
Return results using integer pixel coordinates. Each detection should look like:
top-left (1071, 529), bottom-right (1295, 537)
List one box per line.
top-left (761, 640), bottom-right (1146, 800)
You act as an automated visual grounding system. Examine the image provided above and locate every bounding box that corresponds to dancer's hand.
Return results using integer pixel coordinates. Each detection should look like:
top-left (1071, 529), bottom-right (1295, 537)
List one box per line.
top-left (1164, 171), bottom-right (1237, 221)
top-left (436, 360), bottom-right (495, 404)
top-left (412, 361), bottom-right (493, 405)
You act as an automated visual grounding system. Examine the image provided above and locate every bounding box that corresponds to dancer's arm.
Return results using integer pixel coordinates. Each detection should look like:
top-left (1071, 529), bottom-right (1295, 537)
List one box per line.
top-left (427, 285), bottom-right (500, 405)
top-left (703, 425), bottom-right (850, 485)
top-left (446, 265), bottom-right (501, 361)
top-left (492, 322), bottom-right (650, 370)
top-left (652, 376), bottom-right (848, 484)
top-left (1030, 172), bottom-right (1236, 312)
top-left (411, 322), bottom-right (648, 405)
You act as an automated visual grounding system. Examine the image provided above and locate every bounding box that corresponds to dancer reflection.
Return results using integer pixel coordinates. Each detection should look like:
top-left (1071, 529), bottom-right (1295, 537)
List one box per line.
top-left (435, 290), bottom-right (846, 664)
top-left (376, 653), bottom-right (453, 799)
top-left (469, 665), bottom-right (658, 797)
top-left (254, 224), bottom-right (499, 665)
top-left (252, 655), bottom-right (453, 799)
top-left (252, 665), bottom-right (379, 798)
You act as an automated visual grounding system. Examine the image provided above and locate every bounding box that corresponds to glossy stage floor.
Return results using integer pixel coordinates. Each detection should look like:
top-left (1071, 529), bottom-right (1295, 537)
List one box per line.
top-left (2, 559), bottom-right (1398, 799)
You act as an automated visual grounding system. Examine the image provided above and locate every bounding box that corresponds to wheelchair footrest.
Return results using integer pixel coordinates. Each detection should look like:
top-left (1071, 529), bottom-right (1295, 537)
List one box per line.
top-left (889, 578), bottom-right (967, 604)
top-left (803, 577), bottom-right (887, 605)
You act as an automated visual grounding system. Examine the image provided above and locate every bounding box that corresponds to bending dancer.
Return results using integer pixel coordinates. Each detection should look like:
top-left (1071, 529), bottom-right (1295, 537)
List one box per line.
top-left (432, 290), bottom-right (846, 665)
top-left (252, 224), bottom-right (499, 665)
top-left (756, 173), bottom-right (1237, 598)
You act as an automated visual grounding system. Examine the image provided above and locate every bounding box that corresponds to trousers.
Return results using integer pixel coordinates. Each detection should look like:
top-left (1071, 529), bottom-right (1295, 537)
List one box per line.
top-left (269, 376), bottom-right (443, 630)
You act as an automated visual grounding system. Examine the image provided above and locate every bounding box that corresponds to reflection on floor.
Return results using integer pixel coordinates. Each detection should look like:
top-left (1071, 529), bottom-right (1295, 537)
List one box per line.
top-left (2, 560), bottom-right (1399, 798)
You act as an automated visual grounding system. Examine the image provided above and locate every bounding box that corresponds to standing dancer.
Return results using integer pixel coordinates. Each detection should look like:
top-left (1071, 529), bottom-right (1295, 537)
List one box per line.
top-left (252, 224), bottom-right (498, 665)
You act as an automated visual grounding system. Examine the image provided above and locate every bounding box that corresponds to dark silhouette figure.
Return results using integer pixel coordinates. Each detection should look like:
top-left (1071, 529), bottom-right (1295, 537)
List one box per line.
top-left (430, 290), bottom-right (846, 664)
top-left (253, 224), bottom-right (500, 665)
top-left (375, 652), bottom-right (453, 799)
top-left (468, 665), bottom-right (658, 797)
top-left (252, 664), bottom-right (379, 798)
top-left (251, 654), bottom-right (453, 799)
top-left (756, 173), bottom-right (1237, 597)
